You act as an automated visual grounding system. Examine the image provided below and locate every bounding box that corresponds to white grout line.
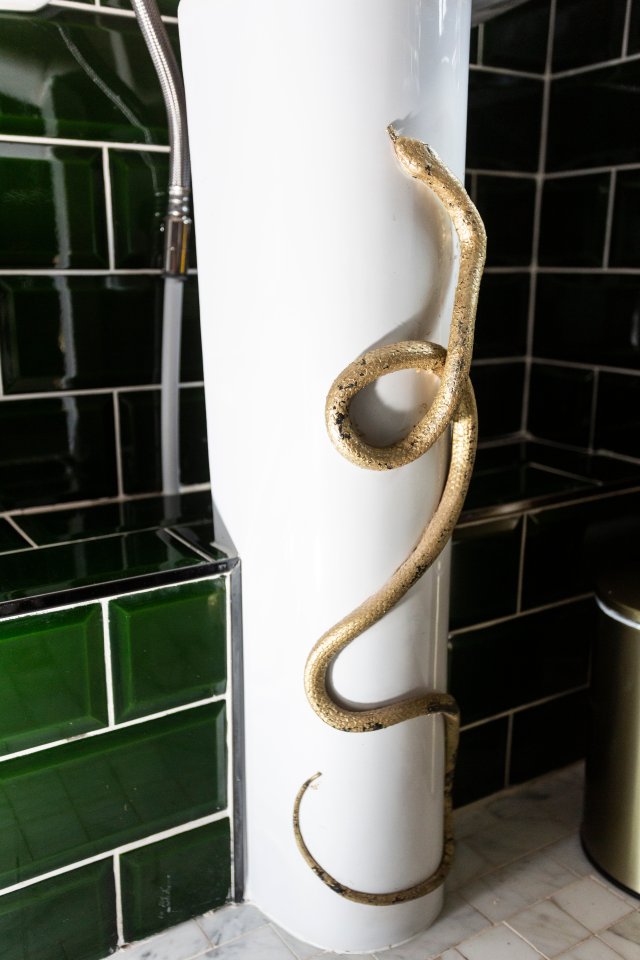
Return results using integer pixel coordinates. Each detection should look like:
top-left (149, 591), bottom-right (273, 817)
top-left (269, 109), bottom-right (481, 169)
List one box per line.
top-left (0, 382), bottom-right (204, 403)
top-left (0, 133), bottom-right (170, 154)
top-left (467, 168), bottom-right (537, 180)
top-left (476, 22), bottom-right (484, 65)
top-left (113, 392), bottom-right (125, 499)
top-left (164, 527), bottom-right (220, 564)
top-left (49, 0), bottom-right (178, 24)
top-left (472, 356), bottom-right (527, 367)
top-left (101, 600), bottom-right (116, 727)
top-left (114, 854), bottom-right (125, 947)
top-left (470, 62), bottom-right (543, 81)
top-left (0, 811), bottom-right (230, 899)
top-left (545, 161), bottom-right (640, 180)
top-left (622, 0), bottom-right (633, 58)
top-left (449, 592), bottom-right (594, 638)
top-left (102, 147), bottom-right (116, 272)
top-left (552, 48), bottom-right (640, 81)
top-left (530, 356), bottom-right (640, 377)
top-left (515, 513), bottom-right (527, 614)
top-left (484, 265), bottom-right (640, 275)
top-left (1, 484), bottom-right (211, 520)
top-left (3, 516), bottom-right (38, 549)
top-left (459, 683), bottom-right (590, 733)
top-left (0, 269), bottom-right (164, 277)
top-left (602, 170), bottom-right (617, 269)
top-left (587, 368), bottom-right (600, 454)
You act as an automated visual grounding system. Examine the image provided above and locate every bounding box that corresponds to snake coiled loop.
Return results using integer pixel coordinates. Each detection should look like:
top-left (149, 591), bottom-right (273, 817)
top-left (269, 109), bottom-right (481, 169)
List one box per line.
top-left (293, 130), bottom-right (487, 906)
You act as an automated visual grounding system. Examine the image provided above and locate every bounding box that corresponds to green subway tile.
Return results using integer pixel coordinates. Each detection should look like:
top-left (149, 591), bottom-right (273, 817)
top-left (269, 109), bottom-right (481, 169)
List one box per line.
top-left (0, 276), bottom-right (203, 394)
top-left (0, 143), bottom-right (107, 268)
top-left (0, 605), bottom-right (107, 756)
top-left (0, 703), bottom-right (226, 888)
top-left (119, 388), bottom-right (210, 495)
top-left (0, 9), bottom-right (174, 143)
top-left (0, 860), bottom-right (117, 960)
top-left (454, 718), bottom-right (509, 808)
top-left (110, 579), bottom-right (227, 722)
top-left (0, 395), bottom-right (117, 510)
top-left (509, 690), bottom-right (588, 785)
top-left (17, 491), bottom-right (213, 546)
top-left (451, 517), bottom-right (522, 630)
top-left (110, 151), bottom-right (168, 269)
top-left (0, 529), bottom-right (207, 604)
top-left (121, 820), bottom-right (230, 942)
top-left (449, 598), bottom-right (594, 725)
top-left (0, 519), bottom-right (30, 554)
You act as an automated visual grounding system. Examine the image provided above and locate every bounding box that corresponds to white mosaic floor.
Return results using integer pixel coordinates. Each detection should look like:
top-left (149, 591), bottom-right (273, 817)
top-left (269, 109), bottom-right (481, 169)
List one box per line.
top-left (114, 763), bottom-right (640, 960)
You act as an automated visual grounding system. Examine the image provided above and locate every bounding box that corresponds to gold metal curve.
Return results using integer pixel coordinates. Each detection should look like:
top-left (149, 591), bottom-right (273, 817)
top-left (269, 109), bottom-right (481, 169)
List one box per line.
top-left (294, 128), bottom-right (487, 905)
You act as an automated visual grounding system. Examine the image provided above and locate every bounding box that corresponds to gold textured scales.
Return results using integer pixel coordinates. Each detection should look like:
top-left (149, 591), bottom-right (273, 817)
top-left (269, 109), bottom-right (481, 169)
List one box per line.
top-left (293, 128), bottom-right (487, 906)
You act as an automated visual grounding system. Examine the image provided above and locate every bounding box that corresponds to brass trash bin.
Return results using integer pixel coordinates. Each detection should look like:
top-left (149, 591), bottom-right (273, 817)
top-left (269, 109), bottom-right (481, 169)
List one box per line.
top-left (583, 564), bottom-right (640, 895)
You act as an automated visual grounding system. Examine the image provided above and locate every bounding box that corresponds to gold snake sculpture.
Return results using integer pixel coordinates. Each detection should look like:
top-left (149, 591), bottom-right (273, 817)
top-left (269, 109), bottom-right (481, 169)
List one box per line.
top-left (293, 127), bottom-right (487, 906)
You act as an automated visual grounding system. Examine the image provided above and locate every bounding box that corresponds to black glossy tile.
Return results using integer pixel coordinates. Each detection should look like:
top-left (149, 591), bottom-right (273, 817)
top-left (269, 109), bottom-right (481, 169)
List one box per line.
top-left (483, 0), bottom-right (550, 73)
top-left (119, 387), bottom-right (210, 494)
top-left (448, 598), bottom-right (594, 725)
top-left (0, 395), bottom-right (117, 510)
top-left (534, 274), bottom-right (640, 369)
top-left (509, 689), bottom-right (588, 784)
top-left (527, 364), bottom-right (595, 446)
top-left (0, 143), bottom-right (107, 268)
top-left (522, 490), bottom-right (640, 608)
top-left (471, 362), bottom-right (525, 439)
top-left (0, 519), bottom-right (30, 554)
top-left (110, 151), bottom-right (167, 269)
top-left (0, 860), bottom-right (117, 960)
top-left (0, 9), bottom-right (174, 143)
top-left (594, 372), bottom-right (640, 458)
top-left (469, 26), bottom-right (479, 65)
top-left (552, 0), bottom-right (626, 72)
top-left (538, 174), bottom-right (610, 267)
top-left (0, 276), bottom-right (203, 393)
top-left (630, 0), bottom-right (640, 55)
top-left (0, 703), bottom-right (226, 889)
top-left (121, 820), bottom-right (230, 942)
top-left (474, 176), bottom-right (536, 266)
top-left (609, 169), bottom-right (640, 269)
top-left (17, 491), bottom-right (212, 546)
top-left (547, 61), bottom-right (640, 171)
top-left (463, 459), bottom-right (593, 516)
top-left (0, 529), bottom-right (206, 604)
top-left (453, 718), bottom-right (509, 808)
top-left (450, 516), bottom-right (522, 630)
top-left (467, 71), bottom-right (543, 172)
top-left (474, 273), bottom-right (529, 359)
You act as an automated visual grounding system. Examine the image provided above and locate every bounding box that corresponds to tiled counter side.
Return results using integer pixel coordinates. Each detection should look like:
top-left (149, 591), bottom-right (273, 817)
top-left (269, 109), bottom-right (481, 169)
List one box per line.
top-left (0, 493), bottom-right (240, 960)
top-left (449, 441), bottom-right (640, 809)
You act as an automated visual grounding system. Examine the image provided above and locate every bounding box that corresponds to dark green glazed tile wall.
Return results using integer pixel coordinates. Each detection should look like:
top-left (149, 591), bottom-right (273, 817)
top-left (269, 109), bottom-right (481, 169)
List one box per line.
top-left (0, 860), bottom-right (117, 960)
top-left (0, 529), bottom-right (206, 603)
top-left (509, 689), bottom-right (589, 784)
top-left (522, 491), bottom-right (640, 609)
top-left (482, 0), bottom-right (550, 74)
top-left (0, 703), bottom-right (226, 888)
top-left (527, 364), bottom-right (595, 447)
top-left (119, 387), bottom-right (210, 494)
top-left (0, 276), bottom-right (203, 393)
top-left (538, 174), bottom-right (609, 267)
top-left (0, 143), bottom-right (107, 268)
top-left (110, 150), bottom-right (168, 269)
top-left (0, 605), bottom-right (107, 755)
top-left (547, 61), bottom-right (640, 171)
top-left (448, 597), bottom-right (594, 725)
top-left (474, 176), bottom-right (536, 266)
top-left (594, 373), bottom-right (640, 459)
top-left (467, 72), bottom-right (543, 172)
top-left (110, 579), bottom-right (227, 722)
top-left (0, 9), bottom-right (173, 143)
top-left (450, 516), bottom-right (522, 630)
top-left (609, 169), bottom-right (640, 269)
top-left (16, 490), bottom-right (212, 546)
top-left (552, 0), bottom-right (626, 72)
top-left (0, 394), bottom-right (117, 510)
top-left (121, 820), bottom-right (231, 942)
top-left (474, 273), bottom-right (529, 359)
top-left (453, 718), bottom-right (509, 808)
top-left (471, 362), bottom-right (525, 439)
top-left (534, 274), bottom-right (640, 369)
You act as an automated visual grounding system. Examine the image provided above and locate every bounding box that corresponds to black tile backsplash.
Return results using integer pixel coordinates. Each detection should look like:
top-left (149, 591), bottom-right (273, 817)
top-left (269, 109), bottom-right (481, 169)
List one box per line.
top-left (450, 516), bottom-right (522, 630)
top-left (472, 362), bottom-right (525, 439)
top-left (609, 169), bottom-right (640, 269)
top-left (538, 174), bottom-right (610, 267)
top-left (467, 71), bottom-right (543, 172)
top-left (547, 60), bottom-right (640, 171)
top-left (534, 274), bottom-right (640, 369)
top-left (482, 0), bottom-right (550, 74)
top-left (552, 0), bottom-right (626, 72)
top-left (474, 273), bottom-right (529, 359)
top-left (594, 372), bottom-right (640, 458)
top-left (453, 718), bottom-right (509, 808)
top-left (527, 364), bottom-right (595, 447)
top-left (509, 689), bottom-right (589, 785)
top-left (474, 176), bottom-right (536, 266)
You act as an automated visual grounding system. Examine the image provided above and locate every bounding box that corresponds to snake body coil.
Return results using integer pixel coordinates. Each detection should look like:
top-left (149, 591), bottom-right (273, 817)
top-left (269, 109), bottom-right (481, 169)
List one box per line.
top-left (293, 129), bottom-right (487, 906)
